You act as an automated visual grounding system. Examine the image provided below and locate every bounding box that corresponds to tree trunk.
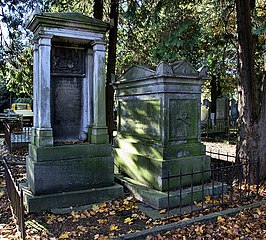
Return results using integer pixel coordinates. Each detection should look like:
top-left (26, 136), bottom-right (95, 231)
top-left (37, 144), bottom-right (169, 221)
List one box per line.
top-left (258, 51), bottom-right (266, 178)
top-left (106, 0), bottom-right (119, 142)
top-left (93, 0), bottom-right (103, 20)
top-left (235, 0), bottom-right (266, 181)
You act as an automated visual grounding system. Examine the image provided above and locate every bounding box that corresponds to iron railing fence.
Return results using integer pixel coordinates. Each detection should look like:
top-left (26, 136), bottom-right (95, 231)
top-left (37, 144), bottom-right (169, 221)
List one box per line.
top-left (4, 120), bottom-right (32, 151)
top-left (201, 119), bottom-right (238, 140)
top-left (2, 159), bottom-right (25, 240)
top-left (162, 152), bottom-right (260, 219)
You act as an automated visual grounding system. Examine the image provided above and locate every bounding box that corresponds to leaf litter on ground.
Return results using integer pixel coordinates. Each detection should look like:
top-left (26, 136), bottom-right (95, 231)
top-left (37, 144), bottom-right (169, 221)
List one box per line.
top-left (1, 144), bottom-right (266, 239)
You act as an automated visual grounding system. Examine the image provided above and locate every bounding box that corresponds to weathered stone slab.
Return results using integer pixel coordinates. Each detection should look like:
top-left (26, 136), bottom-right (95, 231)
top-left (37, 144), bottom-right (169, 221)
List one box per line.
top-left (22, 183), bottom-right (123, 213)
top-left (51, 77), bottom-right (82, 141)
top-left (116, 175), bottom-right (226, 210)
top-left (26, 154), bottom-right (114, 195)
top-left (216, 97), bottom-right (229, 120)
top-left (120, 99), bottom-right (161, 139)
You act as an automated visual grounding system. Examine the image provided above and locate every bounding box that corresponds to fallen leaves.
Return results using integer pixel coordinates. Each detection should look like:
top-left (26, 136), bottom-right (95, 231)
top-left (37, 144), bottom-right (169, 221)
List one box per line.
top-left (97, 219), bottom-right (107, 224)
top-left (124, 217), bottom-right (133, 224)
top-left (217, 215), bottom-right (225, 222)
top-left (2, 144), bottom-right (266, 240)
top-left (150, 204), bottom-right (266, 239)
top-left (109, 224), bottom-right (120, 231)
top-left (59, 232), bottom-right (70, 239)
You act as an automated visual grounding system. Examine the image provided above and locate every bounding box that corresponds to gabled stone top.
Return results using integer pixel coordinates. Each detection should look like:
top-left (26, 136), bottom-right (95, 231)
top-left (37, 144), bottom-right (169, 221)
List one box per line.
top-left (27, 12), bottom-right (109, 34)
top-left (118, 59), bottom-right (208, 81)
top-left (121, 65), bottom-right (155, 80)
top-left (170, 59), bottom-right (198, 77)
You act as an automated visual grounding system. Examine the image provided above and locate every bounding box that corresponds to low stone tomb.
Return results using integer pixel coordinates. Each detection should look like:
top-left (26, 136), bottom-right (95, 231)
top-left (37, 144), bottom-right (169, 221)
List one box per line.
top-left (114, 60), bottom-right (225, 209)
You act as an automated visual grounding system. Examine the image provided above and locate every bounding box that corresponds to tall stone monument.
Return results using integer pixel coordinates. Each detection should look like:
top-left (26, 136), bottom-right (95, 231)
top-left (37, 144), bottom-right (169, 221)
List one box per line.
top-left (23, 12), bottom-right (123, 212)
top-left (114, 60), bottom-right (223, 209)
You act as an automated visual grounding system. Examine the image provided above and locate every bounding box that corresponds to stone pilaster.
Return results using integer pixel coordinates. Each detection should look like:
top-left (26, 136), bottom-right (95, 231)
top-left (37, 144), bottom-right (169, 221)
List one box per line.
top-left (36, 35), bottom-right (53, 147)
top-left (31, 39), bottom-right (39, 144)
top-left (85, 49), bottom-right (94, 142)
top-left (91, 41), bottom-right (109, 144)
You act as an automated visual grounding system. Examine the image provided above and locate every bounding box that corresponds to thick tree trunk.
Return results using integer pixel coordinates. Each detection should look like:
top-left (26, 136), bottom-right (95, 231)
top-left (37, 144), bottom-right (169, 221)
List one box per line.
top-left (235, 0), bottom-right (266, 181)
top-left (106, 0), bottom-right (119, 142)
top-left (93, 0), bottom-right (103, 20)
top-left (258, 56), bottom-right (266, 178)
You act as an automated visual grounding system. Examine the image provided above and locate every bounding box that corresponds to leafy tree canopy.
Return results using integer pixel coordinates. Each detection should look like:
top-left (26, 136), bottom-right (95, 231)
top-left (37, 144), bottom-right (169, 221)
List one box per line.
top-left (0, 0), bottom-right (265, 99)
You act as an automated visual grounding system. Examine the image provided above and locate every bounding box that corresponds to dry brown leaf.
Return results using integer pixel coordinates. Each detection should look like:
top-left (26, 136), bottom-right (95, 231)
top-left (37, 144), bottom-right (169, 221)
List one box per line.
top-left (159, 209), bottom-right (167, 214)
top-left (124, 217), bottom-right (133, 224)
top-left (109, 224), bottom-right (120, 231)
top-left (97, 219), bottom-right (107, 224)
top-left (59, 232), bottom-right (70, 239)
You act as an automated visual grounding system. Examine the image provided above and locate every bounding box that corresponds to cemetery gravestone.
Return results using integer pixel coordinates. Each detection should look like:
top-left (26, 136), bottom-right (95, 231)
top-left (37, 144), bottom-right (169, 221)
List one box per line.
top-left (114, 60), bottom-right (224, 209)
top-left (230, 99), bottom-right (238, 122)
top-left (22, 12), bottom-right (123, 212)
top-left (216, 97), bottom-right (229, 120)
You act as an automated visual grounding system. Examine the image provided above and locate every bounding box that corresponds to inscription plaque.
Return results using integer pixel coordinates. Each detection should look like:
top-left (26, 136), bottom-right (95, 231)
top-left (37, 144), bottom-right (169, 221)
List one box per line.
top-left (169, 99), bottom-right (198, 140)
top-left (120, 99), bottom-right (160, 139)
top-left (51, 77), bottom-right (82, 141)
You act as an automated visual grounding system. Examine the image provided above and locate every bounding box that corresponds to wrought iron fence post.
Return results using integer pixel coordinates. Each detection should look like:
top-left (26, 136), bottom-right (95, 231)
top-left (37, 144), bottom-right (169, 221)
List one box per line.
top-left (3, 160), bottom-right (25, 240)
top-left (20, 189), bottom-right (25, 240)
top-left (167, 170), bottom-right (170, 218)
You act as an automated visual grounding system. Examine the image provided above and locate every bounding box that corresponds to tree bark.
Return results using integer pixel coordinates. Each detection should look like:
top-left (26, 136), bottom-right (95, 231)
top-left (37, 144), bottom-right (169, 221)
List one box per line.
top-left (235, 0), bottom-right (266, 181)
top-left (93, 0), bottom-right (103, 20)
top-left (106, 0), bottom-right (119, 142)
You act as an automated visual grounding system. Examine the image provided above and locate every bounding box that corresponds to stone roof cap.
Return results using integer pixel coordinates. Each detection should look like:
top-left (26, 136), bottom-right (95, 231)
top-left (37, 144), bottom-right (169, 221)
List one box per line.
top-left (118, 59), bottom-right (208, 81)
top-left (27, 12), bottom-right (109, 34)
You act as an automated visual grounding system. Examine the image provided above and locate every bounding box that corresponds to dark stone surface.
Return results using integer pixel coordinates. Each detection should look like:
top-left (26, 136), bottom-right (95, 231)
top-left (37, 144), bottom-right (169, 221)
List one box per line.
top-left (26, 154), bottom-right (114, 195)
top-left (50, 45), bottom-right (86, 142)
top-left (51, 77), bottom-right (82, 141)
top-left (22, 183), bottom-right (124, 213)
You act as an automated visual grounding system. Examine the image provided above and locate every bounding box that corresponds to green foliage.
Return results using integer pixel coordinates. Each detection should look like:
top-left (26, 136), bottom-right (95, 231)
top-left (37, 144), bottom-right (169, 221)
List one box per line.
top-left (0, 0), bottom-right (38, 97)
top-left (117, 1), bottom-right (202, 72)
top-left (0, 0), bottom-right (265, 100)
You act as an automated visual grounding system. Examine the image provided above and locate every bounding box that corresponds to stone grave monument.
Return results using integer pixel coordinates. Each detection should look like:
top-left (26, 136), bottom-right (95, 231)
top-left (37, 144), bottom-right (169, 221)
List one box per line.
top-left (114, 60), bottom-right (224, 209)
top-left (22, 12), bottom-right (123, 212)
top-left (216, 97), bottom-right (229, 120)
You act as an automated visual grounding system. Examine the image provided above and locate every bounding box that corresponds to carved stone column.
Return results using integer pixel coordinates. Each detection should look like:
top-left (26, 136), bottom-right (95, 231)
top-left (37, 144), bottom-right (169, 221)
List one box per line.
top-left (85, 49), bottom-right (94, 142)
top-left (91, 41), bottom-right (109, 144)
top-left (35, 35), bottom-right (53, 146)
top-left (31, 39), bottom-right (39, 144)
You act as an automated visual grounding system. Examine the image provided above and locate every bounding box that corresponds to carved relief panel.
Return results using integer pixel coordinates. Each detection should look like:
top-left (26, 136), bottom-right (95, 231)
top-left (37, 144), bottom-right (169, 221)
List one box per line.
top-left (169, 99), bottom-right (198, 140)
top-left (51, 46), bottom-right (85, 76)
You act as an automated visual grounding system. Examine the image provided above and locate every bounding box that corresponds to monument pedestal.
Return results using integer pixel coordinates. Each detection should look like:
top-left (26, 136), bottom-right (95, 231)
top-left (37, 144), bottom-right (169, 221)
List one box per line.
top-left (22, 183), bottom-right (123, 213)
top-left (114, 138), bottom-right (210, 191)
top-left (115, 174), bottom-right (226, 210)
top-left (24, 143), bottom-right (123, 212)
